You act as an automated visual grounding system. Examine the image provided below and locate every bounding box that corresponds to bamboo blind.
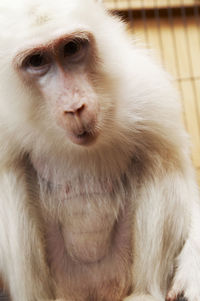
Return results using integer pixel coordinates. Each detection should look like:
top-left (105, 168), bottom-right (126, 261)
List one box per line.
top-left (103, 0), bottom-right (200, 183)
top-left (104, 0), bottom-right (198, 10)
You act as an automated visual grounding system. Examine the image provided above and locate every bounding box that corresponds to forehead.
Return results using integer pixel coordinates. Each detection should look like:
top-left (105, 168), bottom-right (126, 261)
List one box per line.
top-left (0, 0), bottom-right (96, 51)
top-left (25, 0), bottom-right (85, 27)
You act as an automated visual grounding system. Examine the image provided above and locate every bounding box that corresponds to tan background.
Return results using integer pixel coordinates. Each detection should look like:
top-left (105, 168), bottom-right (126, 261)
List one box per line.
top-left (104, 0), bottom-right (200, 182)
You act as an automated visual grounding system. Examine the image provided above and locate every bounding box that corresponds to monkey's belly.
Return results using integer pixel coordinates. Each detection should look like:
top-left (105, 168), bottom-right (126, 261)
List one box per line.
top-left (62, 212), bottom-right (115, 263)
top-left (44, 193), bottom-right (132, 301)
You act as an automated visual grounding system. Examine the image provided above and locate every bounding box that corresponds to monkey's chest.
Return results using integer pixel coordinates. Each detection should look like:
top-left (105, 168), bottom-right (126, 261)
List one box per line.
top-left (43, 192), bottom-right (133, 301)
top-left (61, 205), bottom-right (116, 263)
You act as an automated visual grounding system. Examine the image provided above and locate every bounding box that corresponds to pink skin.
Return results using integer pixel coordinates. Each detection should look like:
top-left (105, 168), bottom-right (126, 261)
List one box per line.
top-left (43, 68), bottom-right (100, 146)
top-left (17, 32), bottom-right (100, 146)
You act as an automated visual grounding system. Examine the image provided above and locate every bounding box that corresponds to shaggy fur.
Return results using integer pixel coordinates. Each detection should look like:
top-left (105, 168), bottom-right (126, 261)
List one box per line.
top-left (0, 0), bottom-right (200, 301)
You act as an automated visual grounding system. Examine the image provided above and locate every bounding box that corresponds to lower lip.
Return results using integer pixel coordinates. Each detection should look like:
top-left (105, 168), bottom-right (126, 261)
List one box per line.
top-left (69, 132), bottom-right (98, 146)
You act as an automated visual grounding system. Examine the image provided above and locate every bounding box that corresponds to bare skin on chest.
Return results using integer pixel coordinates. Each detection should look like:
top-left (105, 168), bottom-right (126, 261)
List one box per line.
top-left (36, 163), bottom-right (133, 301)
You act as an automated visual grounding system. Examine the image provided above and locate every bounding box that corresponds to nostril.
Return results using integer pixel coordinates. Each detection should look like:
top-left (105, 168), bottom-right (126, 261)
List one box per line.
top-left (64, 110), bottom-right (73, 115)
top-left (76, 104), bottom-right (85, 115)
top-left (63, 104), bottom-right (86, 116)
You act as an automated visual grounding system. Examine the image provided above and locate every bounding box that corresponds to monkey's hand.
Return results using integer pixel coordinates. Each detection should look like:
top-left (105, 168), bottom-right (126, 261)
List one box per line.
top-left (166, 282), bottom-right (198, 301)
top-left (166, 258), bottom-right (200, 301)
top-left (166, 291), bottom-right (188, 301)
top-left (166, 235), bottom-right (200, 301)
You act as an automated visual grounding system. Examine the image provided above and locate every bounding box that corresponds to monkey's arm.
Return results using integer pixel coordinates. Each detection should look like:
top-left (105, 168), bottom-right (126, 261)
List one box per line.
top-left (0, 166), bottom-right (55, 301)
top-left (125, 166), bottom-right (200, 301)
top-left (166, 178), bottom-right (200, 301)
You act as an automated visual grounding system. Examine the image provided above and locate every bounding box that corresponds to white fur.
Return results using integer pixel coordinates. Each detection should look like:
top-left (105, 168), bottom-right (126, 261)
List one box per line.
top-left (0, 0), bottom-right (200, 301)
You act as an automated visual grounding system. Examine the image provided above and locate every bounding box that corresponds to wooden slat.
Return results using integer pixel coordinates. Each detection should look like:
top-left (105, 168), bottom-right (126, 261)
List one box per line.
top-left (181, 80), bottom-right (200, 167)
top-left (104, 0), bottom-right (198, 11)
top-left (126, 16), bottom-right (200, 179)
top-left (196, 167), bottom-right (200, 184)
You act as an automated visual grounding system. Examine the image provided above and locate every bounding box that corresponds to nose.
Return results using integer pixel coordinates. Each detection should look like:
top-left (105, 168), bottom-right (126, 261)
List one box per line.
top-left (57, 100), bottom-right (98, 145)
top-left (60, 101), bottom-right (89, 136)
top-left (64, 103), bottom-right (85, 116)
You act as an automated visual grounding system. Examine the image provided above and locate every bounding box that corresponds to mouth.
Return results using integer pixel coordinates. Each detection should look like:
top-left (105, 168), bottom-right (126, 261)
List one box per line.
top-left (69, 130), bottom-right (98, 146)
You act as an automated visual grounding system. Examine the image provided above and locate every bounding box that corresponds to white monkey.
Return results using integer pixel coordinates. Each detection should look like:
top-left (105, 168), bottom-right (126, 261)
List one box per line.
top-left (0, 0), bottom-right (200, 301)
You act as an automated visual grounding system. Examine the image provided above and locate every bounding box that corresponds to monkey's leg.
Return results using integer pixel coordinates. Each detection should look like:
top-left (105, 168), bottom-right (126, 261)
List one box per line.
top-left (0, 167), bottom-right (55, 301)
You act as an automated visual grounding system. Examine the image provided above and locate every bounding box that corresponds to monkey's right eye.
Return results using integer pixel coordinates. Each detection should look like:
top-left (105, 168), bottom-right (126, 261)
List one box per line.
top-left (27, 54), bottom-right (46, 68)
top-left (23, 53), bottom-right (50, 74)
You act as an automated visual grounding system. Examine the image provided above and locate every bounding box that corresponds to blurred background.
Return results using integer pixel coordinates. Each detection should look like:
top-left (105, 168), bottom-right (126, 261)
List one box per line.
top-left (103, 0), bottom-right (200, 183)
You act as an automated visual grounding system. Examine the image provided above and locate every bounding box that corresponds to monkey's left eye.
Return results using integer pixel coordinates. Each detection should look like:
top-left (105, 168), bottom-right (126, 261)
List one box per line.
top-left (63, 39), bottom-right (89, 61)
top-left (64, 41), bottom-right (80, 56)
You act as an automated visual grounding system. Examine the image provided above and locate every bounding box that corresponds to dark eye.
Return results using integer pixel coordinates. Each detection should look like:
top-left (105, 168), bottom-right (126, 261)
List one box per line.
top-left (63, 39), bottom-right (88, 59)
top-left (25, 53), bottom-right (48, 68)
top-left (64, 41), bottom-right (80, 56)
top-left (22, 52), bottom-right (50, 75)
